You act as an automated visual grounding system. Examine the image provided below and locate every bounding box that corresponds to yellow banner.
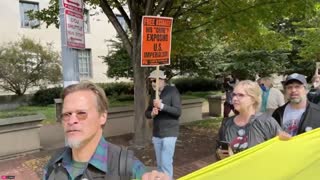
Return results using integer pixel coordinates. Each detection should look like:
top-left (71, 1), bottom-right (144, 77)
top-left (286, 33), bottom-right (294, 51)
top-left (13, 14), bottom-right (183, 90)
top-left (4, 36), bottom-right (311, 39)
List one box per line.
top-left (179, 128), bottom-right (320, 180)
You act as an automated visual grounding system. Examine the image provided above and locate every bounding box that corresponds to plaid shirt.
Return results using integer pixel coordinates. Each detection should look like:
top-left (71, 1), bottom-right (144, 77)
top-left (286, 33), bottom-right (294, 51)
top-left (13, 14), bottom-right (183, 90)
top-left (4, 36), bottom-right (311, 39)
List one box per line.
top-left (44, 137), bottom-right (145, 180)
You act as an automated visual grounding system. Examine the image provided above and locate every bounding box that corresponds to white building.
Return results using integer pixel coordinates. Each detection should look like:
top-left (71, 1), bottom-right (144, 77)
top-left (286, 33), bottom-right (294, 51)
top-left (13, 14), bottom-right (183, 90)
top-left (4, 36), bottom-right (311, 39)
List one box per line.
top-left (0, 0), bottom-right (126, 91)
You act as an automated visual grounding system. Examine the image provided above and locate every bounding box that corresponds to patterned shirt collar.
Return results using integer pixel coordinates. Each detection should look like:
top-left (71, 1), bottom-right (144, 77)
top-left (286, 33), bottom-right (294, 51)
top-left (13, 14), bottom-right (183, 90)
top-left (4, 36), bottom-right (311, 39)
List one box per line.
top-left (59, 136), bottom-right (108, 177)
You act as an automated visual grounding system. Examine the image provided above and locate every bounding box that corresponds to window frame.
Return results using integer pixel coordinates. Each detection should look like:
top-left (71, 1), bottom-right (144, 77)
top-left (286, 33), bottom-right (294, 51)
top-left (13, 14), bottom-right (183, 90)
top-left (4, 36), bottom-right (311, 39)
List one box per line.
top-left (77, 49), bottom-right (92, 79)
top-left (116, 14), bottom-right (128, 31)
top-left (19, 1), bottom-right (40, 28)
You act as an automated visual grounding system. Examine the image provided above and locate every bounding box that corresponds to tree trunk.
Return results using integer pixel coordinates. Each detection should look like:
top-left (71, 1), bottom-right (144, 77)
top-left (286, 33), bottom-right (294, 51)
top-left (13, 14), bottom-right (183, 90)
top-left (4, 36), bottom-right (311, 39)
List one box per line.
top-left (131, 7), bottom-right (151, 147)
top-left (132, 50), bottom-right (150, 147)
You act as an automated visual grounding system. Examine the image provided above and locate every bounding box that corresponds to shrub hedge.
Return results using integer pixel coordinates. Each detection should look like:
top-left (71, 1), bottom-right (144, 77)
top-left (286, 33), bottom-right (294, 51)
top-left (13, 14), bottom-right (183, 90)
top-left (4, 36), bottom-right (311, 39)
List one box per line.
top-left (97, 82), bottom-right (134, 96)
top-left (32, 82), bottom-right (134, 106)
top-left (171, 77), bottom-right (222, 94)
top-left (31, 87), bottom-right (63, 106)
top-left (31, 78), bottom-right (221, 105)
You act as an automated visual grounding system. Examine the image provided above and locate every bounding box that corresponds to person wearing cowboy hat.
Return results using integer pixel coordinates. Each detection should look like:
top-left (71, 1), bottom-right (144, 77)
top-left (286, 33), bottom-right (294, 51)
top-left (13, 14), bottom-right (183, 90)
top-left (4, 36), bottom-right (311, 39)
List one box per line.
top-left (145, 70), bottom-right (181, 178)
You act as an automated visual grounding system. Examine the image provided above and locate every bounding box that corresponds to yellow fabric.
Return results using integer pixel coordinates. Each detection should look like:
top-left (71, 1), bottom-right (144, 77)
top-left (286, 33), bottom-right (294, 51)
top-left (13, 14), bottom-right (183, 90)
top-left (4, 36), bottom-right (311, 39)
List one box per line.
top-left (179, 128), bottom-right (320, 180)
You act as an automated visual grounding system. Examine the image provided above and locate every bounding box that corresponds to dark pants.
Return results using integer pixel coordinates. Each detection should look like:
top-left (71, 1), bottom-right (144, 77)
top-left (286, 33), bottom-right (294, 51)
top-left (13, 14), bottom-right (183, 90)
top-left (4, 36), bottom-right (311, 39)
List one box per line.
top-left (223, 102), bottom-right (238, 118)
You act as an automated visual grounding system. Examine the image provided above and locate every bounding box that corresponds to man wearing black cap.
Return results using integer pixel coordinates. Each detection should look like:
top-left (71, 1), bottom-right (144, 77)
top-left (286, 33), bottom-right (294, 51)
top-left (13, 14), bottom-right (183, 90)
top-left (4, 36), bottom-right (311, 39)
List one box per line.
top-left (272, 73), bottom-right (320, 136)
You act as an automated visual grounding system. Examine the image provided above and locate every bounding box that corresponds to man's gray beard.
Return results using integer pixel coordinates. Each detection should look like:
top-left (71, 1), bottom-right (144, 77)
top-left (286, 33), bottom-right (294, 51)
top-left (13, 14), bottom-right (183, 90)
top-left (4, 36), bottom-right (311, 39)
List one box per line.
top-left (65, 138), bottom-right (82, 149)
top-left (289, 98), bottom-right (303, 104)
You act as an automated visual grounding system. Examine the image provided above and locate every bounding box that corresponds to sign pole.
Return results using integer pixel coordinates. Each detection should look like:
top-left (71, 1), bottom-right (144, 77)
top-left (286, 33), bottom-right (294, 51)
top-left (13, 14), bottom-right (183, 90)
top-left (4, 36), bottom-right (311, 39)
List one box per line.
top-left (155, 65), bottom-right (160, 100)
top-left (59, 0), bottom-right (82, 87)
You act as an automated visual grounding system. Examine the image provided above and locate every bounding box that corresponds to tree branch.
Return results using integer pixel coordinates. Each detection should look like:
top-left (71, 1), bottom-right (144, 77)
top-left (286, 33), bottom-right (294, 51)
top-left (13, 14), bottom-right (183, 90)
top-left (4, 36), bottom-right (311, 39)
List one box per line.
top-left (153, 0), bottom-right (170, 16)
top-left (172, 0), bottom-right (210, 18)
top-left (161, 0), bottom-right (174, 16)
top-left (145, 0), bottom-right (154, 15)
top-left (172, 1), bottom-right (186, 18)
top-left (113, 0), bottom-right (132, 30)
top-left (100, 0), bottom-right (132, 57)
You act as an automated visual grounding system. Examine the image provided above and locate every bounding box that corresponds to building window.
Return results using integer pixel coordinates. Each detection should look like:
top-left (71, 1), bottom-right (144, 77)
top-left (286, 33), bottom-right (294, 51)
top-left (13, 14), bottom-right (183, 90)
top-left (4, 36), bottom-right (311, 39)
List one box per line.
top-left (78, 49), bottom-right (92, 78)
top-left (84, 9), bottom-right (90, 33)
top-left (116, 14), bottom-right (128, 31)
top-left (19, 1), bottom-right (40, 28)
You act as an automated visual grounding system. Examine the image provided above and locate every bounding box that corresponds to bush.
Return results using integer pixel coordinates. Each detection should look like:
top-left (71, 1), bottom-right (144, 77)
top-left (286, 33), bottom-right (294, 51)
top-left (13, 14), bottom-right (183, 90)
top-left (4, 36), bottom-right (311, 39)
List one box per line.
top-left (98, 82), bottom-right (134, 96)
top-left (31, 87), bottom-right (63, 106)
top-left (31, 82), bottom-right (134, 106)
top-left (115, 94), bottom-right (134, 101)
top-left (172, 78), bottom-right (222, 94)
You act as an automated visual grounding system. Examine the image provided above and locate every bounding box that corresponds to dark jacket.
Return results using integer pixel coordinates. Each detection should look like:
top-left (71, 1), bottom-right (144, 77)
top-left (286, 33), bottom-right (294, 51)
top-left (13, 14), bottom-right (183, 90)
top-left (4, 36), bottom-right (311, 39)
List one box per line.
top-left (272, 102), bottom-right (320, 134)
top-left (145, 85), bottom-right (181, 138)
top-left (307, 88), bottom-right (320, 105)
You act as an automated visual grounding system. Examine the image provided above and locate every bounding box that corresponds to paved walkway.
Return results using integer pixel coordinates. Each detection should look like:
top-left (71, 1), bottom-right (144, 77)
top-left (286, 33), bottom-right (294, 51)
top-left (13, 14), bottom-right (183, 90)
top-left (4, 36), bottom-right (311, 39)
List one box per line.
top-left (174, 155), bottom-right (217, 179)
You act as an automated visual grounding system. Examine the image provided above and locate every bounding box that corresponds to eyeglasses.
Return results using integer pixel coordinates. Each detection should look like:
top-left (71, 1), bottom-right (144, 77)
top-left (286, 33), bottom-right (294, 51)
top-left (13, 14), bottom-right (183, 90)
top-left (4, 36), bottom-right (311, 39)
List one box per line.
top-left (231, 92), bottom-right (248, 99)
top-left (61, 111), bottom-right (88, 122)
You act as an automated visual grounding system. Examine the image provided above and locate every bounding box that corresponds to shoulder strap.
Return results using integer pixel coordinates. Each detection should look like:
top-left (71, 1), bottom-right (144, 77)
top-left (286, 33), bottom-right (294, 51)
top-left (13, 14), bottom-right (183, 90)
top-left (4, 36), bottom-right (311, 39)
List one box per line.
top-left (107, 143), bottom-right (133, 179)
top-left (119, 146), bottom-right (134, 176)
top-left (45, 147), bottom-right (68, 180)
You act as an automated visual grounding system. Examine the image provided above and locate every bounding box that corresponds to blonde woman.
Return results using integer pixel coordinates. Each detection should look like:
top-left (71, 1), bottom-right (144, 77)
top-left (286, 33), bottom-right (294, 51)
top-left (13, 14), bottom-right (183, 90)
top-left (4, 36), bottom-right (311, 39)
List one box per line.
top-left (216, 80), bottom-right (289, 159)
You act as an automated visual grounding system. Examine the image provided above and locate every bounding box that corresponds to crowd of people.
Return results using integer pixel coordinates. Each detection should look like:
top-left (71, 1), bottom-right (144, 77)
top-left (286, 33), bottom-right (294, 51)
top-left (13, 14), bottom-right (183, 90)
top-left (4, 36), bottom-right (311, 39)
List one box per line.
top-left (42, 70), bottom-right (320, 180)
top-left (217, 72), bottom-right (320, 159)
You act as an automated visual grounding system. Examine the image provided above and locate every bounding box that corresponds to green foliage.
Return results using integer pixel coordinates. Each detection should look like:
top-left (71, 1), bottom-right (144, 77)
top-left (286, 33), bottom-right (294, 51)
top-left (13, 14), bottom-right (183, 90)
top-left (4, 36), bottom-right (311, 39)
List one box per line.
top-left (28, 0), bottom-right (59, 28)
top-left (223, 50), bottom-right (290, 80)
top-left (102, 38), bottom-right (133, 79)
top-left (31, 87), bottom-right (63, 106)
top-left (172, 78), bottom-right (222, 94)
top-left (97, 82), bottom-right (134, 96)
top-left (0, 37), bottom-right (62, 95)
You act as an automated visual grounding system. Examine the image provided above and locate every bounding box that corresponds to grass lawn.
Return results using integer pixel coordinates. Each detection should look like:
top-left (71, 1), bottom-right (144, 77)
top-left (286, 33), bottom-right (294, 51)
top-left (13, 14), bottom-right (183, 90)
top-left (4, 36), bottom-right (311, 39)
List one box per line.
top-left (0, 105), bottom-right (56, 124)
top-left (185, 117), bottom-right (223, 129)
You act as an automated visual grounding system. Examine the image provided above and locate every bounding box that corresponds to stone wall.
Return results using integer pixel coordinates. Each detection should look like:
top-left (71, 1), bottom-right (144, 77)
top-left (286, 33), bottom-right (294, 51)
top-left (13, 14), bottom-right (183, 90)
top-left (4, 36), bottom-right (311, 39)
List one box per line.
top-left (55, 98), bottom-right (204, 137)
top-left (0, 114), bottom-right (44, 160)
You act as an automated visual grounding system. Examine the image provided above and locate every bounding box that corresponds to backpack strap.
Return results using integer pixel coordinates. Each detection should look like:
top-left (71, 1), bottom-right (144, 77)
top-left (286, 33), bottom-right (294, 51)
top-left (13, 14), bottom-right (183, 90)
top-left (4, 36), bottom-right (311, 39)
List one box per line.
top-left (106, 143), bottom-right (134, 179)
top-left (119, 146), bottom-right (134, 176)
top-left (45, 147), bottom-right (68, 180)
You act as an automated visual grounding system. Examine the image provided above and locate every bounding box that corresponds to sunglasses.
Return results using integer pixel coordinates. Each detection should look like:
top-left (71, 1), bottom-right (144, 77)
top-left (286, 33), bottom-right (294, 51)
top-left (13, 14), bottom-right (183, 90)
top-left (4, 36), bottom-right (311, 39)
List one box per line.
top-left (61, 111), bottom-right (88, 122)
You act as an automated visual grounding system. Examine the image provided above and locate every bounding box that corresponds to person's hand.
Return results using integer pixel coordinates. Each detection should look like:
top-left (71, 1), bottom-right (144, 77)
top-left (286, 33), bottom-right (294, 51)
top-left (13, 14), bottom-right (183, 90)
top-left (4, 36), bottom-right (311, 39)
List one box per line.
top-left (153, 99), bottom-right (162, 109)
top-left (142, 170), bottom-right (170, 180)
top-left (151, 107), bottom-right (159, 117)
top-left (278, 131), bottom-right (292, 141)
top-left (216, 148), bottom-right (231, 160)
